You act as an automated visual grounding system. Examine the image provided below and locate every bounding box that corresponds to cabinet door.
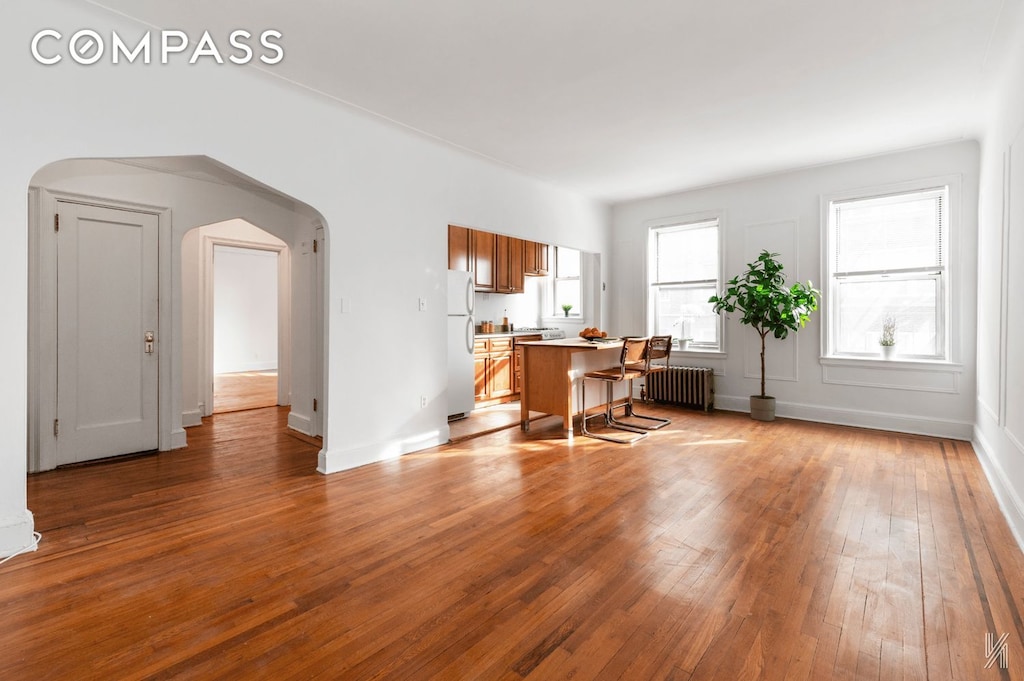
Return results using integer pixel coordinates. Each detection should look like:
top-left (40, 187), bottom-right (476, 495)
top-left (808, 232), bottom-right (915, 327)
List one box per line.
top-left (509, 237), bottom-right (524, 293)
top-left (523, 240), bottom-right (538, 275)
top-left (448, 225), bottom-right (471, 271)
top-left (489, 351), bottom-right (514, 398)
top-left (474, 355), bottom-right (489, 401)
top-left (495, 234), bottom-right (511, 292)
top-left (473, 230), bottom-right (496, 292)
top-left (536, 242), bottom-right (550, 275)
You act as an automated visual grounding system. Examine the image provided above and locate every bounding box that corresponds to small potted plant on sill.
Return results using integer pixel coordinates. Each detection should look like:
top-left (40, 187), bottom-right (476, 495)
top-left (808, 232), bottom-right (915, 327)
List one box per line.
top-left (879, 314), bottom-right (896, 359)
top-left (679, 337), bottom-right (693, 350)
top-left (709, 250), bottom-right (820, 422)
top-left (561, 303), bottom-right (573, 317)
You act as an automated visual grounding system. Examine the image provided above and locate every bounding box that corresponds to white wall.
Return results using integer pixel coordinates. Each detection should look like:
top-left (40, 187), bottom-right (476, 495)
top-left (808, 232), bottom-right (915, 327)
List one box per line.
top-left (611, 141), bottom-right (979, 439)
top-left (475, 279), bottom-right (544, 330)
top-left (213, 246), bottom-right (279, 374)
top-left (0, 0), bottom-right (609, 556)
top-left (974, 26), bottom-right (1024, 547)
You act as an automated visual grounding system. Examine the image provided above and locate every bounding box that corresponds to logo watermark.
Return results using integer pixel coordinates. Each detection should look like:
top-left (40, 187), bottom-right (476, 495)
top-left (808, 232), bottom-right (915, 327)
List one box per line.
top-left (30, 29), bottom-right (283, 66)
top-left (985, 632), bottom-right (1009, 670)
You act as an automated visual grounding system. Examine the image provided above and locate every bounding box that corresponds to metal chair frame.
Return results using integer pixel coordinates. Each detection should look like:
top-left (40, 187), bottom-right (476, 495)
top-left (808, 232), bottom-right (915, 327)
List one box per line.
top-left (620, 334), bottom-right (672, 429)
top-left (579, 338), bottom-right (649, 444)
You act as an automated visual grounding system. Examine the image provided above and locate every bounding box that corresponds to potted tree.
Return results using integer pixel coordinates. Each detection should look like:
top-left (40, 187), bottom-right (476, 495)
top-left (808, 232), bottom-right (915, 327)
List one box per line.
top-left (709, 251), bottom-right (820, 421)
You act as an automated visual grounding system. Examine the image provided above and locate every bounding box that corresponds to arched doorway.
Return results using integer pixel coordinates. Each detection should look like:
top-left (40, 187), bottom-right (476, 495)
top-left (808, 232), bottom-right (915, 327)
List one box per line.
top-left (27, 156), bottom-right (328, 472)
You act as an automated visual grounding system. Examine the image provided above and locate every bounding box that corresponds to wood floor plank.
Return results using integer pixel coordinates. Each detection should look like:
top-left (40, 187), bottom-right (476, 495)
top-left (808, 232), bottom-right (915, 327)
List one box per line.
top-left (3, 407), bottom-right (1024, 680)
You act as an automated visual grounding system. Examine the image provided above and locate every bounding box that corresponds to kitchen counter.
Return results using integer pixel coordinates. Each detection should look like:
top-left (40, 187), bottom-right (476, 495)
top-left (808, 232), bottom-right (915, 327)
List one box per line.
top-left (516, 337), bottom-right (621, 347)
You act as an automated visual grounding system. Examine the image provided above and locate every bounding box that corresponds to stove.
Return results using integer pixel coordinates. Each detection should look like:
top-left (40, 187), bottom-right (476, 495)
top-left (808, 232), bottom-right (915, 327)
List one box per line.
top-left (515, 327), bottom-right (566, 340)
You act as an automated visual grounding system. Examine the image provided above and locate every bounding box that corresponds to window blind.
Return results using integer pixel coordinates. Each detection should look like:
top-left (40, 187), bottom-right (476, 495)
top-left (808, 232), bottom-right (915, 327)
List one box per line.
top-left (833, 188), bottom-right (944, 275)
top-left (654, 220), bottom-right (718, 284)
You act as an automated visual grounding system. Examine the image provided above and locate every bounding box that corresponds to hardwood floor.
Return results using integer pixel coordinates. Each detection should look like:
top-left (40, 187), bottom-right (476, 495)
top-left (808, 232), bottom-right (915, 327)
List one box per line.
top-left (4, 407), bottom-right (1024, 680)
top-left (448, 401), bottom-right (549, 442)
top-left (213, 371), bottom-right (278, 413)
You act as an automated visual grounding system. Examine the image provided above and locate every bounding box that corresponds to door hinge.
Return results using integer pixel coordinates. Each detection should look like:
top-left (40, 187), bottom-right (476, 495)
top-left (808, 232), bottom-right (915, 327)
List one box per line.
top-left (54, 213), bottom-right (60, 232)
top-left (313, 239), bottom-right (318, 254)
top-left (53, 419), bottom-right (59, 437)
top-left (313, 398), bottom-right (318, 412)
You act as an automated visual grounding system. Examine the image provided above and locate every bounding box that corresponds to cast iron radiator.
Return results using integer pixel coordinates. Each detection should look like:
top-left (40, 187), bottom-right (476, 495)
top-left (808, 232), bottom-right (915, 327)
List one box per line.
top-left (642, 366), bottom-right (714, 412)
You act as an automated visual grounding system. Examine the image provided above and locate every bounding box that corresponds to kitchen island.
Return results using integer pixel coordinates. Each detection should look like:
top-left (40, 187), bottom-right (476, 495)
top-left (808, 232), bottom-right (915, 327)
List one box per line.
top-left (517, 338), bottom-right (629, 436)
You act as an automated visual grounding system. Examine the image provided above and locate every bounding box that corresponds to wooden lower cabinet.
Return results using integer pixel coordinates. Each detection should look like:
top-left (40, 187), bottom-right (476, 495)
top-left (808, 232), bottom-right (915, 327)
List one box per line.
top-left (474, 336), bottom-right (518, 406)
top-left (513, 334), bottom-right (542, 394)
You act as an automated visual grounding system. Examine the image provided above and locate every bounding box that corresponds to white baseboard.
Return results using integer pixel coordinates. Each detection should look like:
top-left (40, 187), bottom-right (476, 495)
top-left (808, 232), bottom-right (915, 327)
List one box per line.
top-left (0, 509), bottom-right (36, 558)
top-left (973, 427), bottom-right (1024, 553)
top-left (714, 394), bottom-right (973, 440)
top-left (169, 428), bottom-right (188, 450)
top-left (288, 411), bottom-right (312, 436)
top-left (317, 427), bottom-right (451, 475)
top-left (181, 410), bottom-right (203, 428)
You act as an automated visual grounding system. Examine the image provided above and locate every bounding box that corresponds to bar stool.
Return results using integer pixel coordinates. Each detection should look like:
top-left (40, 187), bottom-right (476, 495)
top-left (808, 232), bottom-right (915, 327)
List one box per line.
top-left (579, 338), bottom-right (649, 443)
top-left (623, 334), bottom-right (672, 429)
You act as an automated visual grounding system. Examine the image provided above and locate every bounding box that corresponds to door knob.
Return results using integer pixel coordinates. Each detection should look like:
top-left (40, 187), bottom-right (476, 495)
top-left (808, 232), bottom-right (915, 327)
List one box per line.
top-left (145, 331), bottom-right (155, 354)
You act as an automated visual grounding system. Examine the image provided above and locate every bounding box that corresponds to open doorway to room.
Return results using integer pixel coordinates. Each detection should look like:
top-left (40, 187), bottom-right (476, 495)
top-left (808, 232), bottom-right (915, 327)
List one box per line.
top-left (201, 227), bottom-right (289, 415)
top-left (213, 249), bottom-right (280, 412)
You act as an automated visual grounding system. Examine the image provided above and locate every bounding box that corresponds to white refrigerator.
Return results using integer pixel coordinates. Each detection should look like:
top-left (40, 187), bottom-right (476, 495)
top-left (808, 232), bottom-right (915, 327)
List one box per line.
top-left (447, 270), bottom-right (476, 420)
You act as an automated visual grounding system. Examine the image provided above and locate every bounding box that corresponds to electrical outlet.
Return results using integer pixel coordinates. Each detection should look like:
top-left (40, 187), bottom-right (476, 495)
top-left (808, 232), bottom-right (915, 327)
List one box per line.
top-left (418, 297), bottom-right (426, 312)
top-left (420, 395), bottom-right (428, 408)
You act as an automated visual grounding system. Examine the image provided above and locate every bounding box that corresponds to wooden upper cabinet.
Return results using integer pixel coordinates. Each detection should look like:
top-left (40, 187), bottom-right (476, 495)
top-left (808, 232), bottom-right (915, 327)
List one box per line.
top-left (509, 237), bottom-right (524, 293)
top-left (495, 235), bottom-right (525, 294)
top-left (523, 241), bottom-right (550, 276)
top-left (449, 226), bottom-right (532, 293)
top-left (448, 225), bottom-right (472, 272)
top-left (536, 242), bottom-right (549, 275)
top-left (472, 230), bottom-right (496, 292)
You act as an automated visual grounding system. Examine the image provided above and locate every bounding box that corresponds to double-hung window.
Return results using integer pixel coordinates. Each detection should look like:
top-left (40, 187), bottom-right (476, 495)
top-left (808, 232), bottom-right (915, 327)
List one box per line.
top-left (826, 185), bottom-right (949, 360)
top-left (552, 246), bottom-right (581, 317)
top-left (648, 218), bottom-right (720, 350)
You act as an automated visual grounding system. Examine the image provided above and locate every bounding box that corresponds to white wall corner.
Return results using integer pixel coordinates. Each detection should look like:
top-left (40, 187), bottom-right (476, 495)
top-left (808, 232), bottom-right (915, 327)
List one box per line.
top-left (317, 427), bottom-right (451, 475)
top-left (288, 411), bottom-right (313, 436)
top-left (0, 509), bottom-right (36, 558)
top-left (972, 428), bottom-right (1024, 553)
top-left (181, 410), bottom-right (203, 428)
top-left (713, 393), bottom-right (974, 440)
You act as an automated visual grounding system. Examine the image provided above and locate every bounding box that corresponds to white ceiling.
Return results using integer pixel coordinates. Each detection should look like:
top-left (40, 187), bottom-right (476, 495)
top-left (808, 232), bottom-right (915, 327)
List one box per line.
top-left (85, 0), bottom-right (1023, 203)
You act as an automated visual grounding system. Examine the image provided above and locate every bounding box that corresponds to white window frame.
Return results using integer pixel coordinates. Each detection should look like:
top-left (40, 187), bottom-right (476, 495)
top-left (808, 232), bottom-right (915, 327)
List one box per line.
top-left (822, 176), bottom-right (959, 364)
top-left (550, 245), bottom-right (582, 319)
top-left (646, 212), bottom-right (723, 352)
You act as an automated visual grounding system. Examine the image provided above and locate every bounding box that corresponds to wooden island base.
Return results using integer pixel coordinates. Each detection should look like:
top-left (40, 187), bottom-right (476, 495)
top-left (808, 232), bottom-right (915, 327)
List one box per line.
top-left (518, 338), bottom-right (631, 436)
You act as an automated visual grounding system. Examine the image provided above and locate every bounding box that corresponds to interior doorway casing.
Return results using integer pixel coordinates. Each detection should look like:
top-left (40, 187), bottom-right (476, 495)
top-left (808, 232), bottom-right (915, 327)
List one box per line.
top-left (28, 187), bottom-right (176, 473)
top-left (202, 234), bottom-right (291, 417)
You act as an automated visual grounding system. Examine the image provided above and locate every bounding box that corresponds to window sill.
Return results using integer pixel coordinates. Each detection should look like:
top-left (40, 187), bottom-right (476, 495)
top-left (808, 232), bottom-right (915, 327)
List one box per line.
top-left (671, 348), bottom-right (726, 361)
top-left (820, 356), bottom-right (963, 373)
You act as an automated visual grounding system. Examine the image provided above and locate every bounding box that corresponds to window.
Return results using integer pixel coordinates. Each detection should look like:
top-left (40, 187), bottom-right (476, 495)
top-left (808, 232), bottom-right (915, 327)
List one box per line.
top-left (826, 185), bottom-right (948, 359)
top-left (552, 246), bottom-right (581, 317)
top-left (648, 218), bottom-right (720, 349)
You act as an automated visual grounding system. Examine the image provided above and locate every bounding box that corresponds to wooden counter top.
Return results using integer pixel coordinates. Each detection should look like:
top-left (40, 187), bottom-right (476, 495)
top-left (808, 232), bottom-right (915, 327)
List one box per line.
top-left (517, 338), bottom-right (623, 348)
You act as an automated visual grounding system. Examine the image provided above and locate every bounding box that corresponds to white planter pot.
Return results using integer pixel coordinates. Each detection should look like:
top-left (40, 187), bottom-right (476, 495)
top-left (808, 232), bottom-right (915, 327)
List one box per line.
top-left (750, 395), bottom-right (776, 422)
top-left (880, 344), bottom-right (896, 360)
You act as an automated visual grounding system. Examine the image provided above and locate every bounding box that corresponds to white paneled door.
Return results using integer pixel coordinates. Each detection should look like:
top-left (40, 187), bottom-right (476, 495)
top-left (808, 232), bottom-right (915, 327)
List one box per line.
top-left (56, 201), bottom-right (159, 465)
